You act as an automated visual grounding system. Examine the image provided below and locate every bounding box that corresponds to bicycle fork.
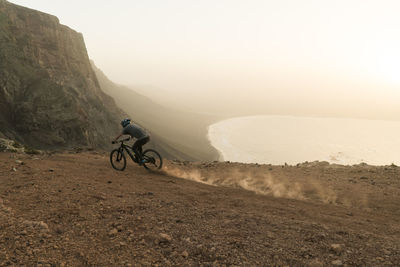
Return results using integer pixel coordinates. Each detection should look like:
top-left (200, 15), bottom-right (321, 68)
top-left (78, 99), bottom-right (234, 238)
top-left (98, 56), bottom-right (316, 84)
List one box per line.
top-left (117, 148), bottom-right (124, 161)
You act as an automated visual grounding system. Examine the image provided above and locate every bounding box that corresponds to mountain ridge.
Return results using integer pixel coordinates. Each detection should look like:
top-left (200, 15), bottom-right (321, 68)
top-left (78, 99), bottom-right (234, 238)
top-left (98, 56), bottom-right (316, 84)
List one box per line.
top-left (92, 62), bottom-right (221, 161)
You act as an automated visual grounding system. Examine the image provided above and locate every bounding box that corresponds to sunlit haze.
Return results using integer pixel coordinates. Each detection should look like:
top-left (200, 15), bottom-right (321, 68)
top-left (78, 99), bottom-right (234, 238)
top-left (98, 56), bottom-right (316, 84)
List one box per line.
top-left (9, 0), bottom-right (400, 118)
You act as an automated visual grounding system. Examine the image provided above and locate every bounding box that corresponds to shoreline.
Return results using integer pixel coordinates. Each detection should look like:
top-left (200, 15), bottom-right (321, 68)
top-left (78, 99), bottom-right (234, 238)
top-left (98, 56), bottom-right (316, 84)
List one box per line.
top-left (206, 124), bottom-right (225, 162)
top-left (206, 115), bottom-right (400, 166)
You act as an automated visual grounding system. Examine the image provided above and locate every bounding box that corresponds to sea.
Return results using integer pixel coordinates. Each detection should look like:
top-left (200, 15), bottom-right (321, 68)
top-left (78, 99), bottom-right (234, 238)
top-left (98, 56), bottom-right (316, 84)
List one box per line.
top-left (207, 115), bottom-right (400, 165)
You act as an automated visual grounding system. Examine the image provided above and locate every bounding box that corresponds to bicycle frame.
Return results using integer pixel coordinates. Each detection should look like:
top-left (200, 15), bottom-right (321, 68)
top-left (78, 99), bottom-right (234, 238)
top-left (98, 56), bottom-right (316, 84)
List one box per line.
top-left (118, 141), bottom-right (138, 163)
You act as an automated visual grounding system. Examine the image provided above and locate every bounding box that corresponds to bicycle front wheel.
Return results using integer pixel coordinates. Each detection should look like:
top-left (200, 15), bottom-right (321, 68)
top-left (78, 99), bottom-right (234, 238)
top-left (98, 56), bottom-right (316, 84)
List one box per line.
top-left (142, 149), bottom-right (163, 170)
top-left (110, 148), bottom-right (126, 171)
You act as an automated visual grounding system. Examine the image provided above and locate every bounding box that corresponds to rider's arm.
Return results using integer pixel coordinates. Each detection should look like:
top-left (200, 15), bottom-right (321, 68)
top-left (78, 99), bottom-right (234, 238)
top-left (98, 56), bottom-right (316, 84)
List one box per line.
top-left (113, 133), bottom-right (123, 142)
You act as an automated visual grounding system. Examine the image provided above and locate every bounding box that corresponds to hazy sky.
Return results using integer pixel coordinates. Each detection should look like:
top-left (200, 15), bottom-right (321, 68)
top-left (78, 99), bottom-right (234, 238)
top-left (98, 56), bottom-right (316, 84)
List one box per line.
top-left (9, 0), bottom-right (400, 118)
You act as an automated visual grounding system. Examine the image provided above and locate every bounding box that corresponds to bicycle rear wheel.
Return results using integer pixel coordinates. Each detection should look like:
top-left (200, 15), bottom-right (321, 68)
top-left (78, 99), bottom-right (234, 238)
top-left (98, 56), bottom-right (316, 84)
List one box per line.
top-left (142, 149), bottom-right (163, 170)
top-left (110, 148), bottom-right (127, 171)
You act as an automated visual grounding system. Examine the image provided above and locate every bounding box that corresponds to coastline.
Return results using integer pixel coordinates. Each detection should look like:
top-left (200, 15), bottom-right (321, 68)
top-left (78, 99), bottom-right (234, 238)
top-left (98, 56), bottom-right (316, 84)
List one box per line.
top-left (206, 124), bottom-right (225, 162)
top-left (206, 115), bottom-right (400, 166)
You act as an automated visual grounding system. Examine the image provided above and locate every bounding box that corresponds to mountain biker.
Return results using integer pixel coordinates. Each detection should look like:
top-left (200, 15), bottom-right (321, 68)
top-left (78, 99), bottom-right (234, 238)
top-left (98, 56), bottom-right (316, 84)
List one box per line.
top-left (113, 118), bottom-right (150, 165)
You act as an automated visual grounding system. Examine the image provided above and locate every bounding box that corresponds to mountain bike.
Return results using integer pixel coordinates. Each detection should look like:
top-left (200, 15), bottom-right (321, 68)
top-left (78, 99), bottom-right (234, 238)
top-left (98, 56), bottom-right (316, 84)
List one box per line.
top-left (110, 137), bottom-right (162, 171)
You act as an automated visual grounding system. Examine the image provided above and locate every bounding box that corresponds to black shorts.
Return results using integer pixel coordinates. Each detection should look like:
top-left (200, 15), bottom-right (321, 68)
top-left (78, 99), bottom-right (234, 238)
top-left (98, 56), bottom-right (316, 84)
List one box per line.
top-left (132, 136), bottom-right (150, 154)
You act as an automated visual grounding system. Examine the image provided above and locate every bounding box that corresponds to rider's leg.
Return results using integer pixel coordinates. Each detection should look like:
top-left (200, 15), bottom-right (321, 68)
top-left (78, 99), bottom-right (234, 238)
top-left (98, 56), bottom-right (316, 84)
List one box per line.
top-left (132, 136), bottom-right (150, 162)
top-left (132, 141), bottom-right (141, 162)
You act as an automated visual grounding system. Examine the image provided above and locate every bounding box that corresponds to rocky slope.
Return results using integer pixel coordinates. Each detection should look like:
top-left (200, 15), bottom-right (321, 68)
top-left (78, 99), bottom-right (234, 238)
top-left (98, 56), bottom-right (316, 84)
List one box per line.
top-left (92, 63), bottom-right (221, 161)
top-left (0, 151), bottom-right (399, 266)
top-left (0, 0), bottom-right (125, 150)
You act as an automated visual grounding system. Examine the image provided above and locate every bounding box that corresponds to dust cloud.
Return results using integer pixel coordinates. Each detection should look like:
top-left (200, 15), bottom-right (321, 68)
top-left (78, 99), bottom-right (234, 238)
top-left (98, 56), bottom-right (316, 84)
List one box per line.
top-left (163, 164), bottom-right (338, 204)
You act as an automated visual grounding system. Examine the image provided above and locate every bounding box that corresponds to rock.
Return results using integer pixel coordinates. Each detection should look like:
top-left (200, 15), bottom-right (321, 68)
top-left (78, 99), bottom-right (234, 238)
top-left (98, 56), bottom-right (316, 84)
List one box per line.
top-left (55, 226), bottom-right (63, 234)
top-left (159, 233), bottom-right (172, 242)
top-left (23, 220), bottom-right (34, 227)
top-left (15, 160), bottom-right (23, 165)
top-left (12, 167), bottom-right (17, 172)
top-left (0, 138), bottom-right (24, 153)
top-left (22, 220), bottom-right (49, 232)
top-left (109, 228), bottom-right (118, 236)
top-left (38, 221), bottom-right (49, 230)
top-left (331, 260), bottom-right (343, 266)
top-left (182, 250), bottom-right (189, 258)
top-left (383, 249), bottom-right (391, 255)
top-left (330, 244), bottom-right (344, 255)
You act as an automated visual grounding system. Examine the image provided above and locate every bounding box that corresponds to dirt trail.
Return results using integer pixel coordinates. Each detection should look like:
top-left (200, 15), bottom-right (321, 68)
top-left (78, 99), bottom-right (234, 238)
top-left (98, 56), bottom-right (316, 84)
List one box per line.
top-left (0, 152), bottom-right (399, 266)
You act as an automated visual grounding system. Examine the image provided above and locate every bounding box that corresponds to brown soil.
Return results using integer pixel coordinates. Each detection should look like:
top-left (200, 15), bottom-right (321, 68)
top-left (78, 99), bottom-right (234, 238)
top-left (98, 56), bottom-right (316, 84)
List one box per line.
top-left (0, 152), bottom-right (399, 266)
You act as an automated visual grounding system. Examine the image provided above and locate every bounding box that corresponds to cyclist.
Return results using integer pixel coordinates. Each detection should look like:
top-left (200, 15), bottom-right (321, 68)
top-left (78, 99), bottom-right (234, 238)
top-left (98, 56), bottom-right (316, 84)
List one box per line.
top-left (113, 118), bottom-right (150, 165)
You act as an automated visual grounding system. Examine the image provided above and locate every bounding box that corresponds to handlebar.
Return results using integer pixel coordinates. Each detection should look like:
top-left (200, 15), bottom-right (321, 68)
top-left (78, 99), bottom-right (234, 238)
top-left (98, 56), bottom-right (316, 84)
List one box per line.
top-left (112, 137), bottom-right (131, 144)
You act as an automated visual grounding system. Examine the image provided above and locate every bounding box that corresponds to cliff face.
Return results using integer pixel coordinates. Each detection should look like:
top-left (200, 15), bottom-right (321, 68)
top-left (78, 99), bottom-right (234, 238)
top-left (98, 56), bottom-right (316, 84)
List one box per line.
top-left (0, 0), bottom-right (125, 149)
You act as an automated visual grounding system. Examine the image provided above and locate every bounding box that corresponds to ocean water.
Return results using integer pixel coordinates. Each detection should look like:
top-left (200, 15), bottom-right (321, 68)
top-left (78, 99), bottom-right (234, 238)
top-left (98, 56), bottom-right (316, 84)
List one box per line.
top-left (208, 115), bottom-right (400, 165)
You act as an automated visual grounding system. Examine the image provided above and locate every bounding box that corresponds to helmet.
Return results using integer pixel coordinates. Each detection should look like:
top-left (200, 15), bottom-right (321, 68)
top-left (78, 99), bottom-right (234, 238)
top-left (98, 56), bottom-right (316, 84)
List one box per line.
top-left (121, 118), bottom-right (131, 127)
